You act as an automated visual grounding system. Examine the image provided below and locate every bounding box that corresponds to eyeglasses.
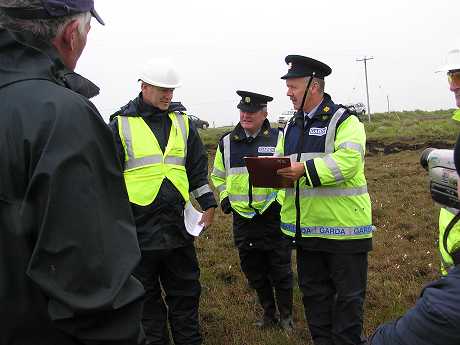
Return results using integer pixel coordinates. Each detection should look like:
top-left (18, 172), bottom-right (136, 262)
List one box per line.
top-left (447, 71), bottom-right (460, 87)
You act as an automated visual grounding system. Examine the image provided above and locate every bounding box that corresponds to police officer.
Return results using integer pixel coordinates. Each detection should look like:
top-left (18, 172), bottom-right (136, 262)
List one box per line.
top-left (109, 59), bottom-right (217, 345)
top-left (0, 1), bottom-right (144, 344)
top-left (277, 55), bottom-right (373, 345)
top-left (368, 49), bottom-right (460, 345)
top-left (211, 91), bottom-right (294, 331)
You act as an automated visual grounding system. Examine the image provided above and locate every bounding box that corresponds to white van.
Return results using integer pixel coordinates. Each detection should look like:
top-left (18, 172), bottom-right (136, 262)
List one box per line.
top-left (278, 110), bottom-right (296, 128)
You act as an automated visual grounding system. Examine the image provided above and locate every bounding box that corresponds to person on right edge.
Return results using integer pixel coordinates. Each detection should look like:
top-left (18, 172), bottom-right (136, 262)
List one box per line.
top-left (438, 49), bottom-right (460, 276)
top-left (277, 55), bottom-right (373, 345)
top-left (368, 49), bottom-right (460, 345)
top-left (210, 91), bottom-right (294, 331)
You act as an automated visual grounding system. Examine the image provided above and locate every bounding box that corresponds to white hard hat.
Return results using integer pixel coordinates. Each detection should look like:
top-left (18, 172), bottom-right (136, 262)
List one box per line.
top-left (138, 58), bottom-right (182, 88)
top-left (436, 49), bottom-right (460, 73)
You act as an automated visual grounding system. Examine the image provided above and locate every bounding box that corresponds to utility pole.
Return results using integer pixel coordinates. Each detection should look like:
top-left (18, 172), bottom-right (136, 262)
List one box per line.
top-left (386, 94), bottom-right (390, 113)
top-left (356, 56), bottom-right (374, 122)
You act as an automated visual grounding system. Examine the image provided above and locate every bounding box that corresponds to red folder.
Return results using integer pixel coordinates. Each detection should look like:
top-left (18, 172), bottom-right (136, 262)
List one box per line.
top-left (244, 156), bottom-right (293, 188)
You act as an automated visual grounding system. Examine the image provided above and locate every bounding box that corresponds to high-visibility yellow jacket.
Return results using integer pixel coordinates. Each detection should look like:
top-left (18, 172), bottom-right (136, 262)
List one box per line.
top-left (439, 207), bottom-right (460, 275)
top-left (211, 121), bottom-right (284, 218)
top-left (281, 95), bottom-right (373, 243)
top-left (116, 112), bottom-right (190, 206)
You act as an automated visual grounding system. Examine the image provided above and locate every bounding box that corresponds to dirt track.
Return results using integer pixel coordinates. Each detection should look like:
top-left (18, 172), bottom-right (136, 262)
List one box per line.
top-left (366, 139), bottom-right (455, 155)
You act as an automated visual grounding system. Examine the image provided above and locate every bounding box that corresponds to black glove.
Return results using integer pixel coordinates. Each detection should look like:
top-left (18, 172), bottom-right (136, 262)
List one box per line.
top-left (221, 196), bottom-right (232, 214)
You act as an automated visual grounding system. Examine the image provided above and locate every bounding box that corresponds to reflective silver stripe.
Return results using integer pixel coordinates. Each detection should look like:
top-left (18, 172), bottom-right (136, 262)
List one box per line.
top-left (286, 185), bottom-right (368, 197)
top-left (164, 156), bottom-right (185, 165)
top-left (323, 155), bottom-right (344, 183)
top-left (281, 222), bottom-right (374, 237)
top-left (175, 113), bottom-right (188, 157)
top-left (191, 184), bottom-right (212, 198)
top-left (229, 194), bottom-right (273, 203)
top-left (338, 142), bottom-right (365, 160)
top-left (290, 152), bottom-right (327, 163)
top-left (125, 155), bottom-right (163, 170)
top-left (212, 167), bottom-right (226, 179)
top-left (228, 167), bottom-right (248, 175)
top-left (120, 116), bottom-right (135, 161)
top-left (223, 134), bottom-right (231, 172)
top-left (217, 184), bottom-right (226, 193)
top-left (223, 134), bottom-right (248, 175)
top-left (324, 107), bottom-right (346, 153)
top-left (125, 155), bottom-right (185, 170)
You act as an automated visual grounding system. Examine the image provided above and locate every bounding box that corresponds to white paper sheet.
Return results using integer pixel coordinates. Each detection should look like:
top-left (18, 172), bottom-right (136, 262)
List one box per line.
top-left (184, 202), bottom-right (204, 237)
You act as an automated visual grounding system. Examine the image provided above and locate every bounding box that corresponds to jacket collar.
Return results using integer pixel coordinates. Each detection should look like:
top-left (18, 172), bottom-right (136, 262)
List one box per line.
top-left (230, 119), bottom-right (272, 142)
top-left (110, 93), bottom-right (187, 120)
top-left (292, 93), bottom-right (335, 125)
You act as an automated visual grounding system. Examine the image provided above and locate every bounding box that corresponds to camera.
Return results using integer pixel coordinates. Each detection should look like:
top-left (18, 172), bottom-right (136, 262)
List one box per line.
top-left (420, 148), bottom-right (459, 210)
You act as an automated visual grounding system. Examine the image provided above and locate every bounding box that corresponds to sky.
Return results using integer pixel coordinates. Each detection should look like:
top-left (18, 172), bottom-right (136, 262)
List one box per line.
top-left (77, 0), bottom-right (460, 126)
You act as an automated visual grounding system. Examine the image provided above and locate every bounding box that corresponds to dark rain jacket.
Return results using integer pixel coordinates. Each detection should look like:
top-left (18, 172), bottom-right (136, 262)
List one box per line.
top-left (369, 266), bottom-right (460, 345)
top-left (109, 96), bottom-right (217, 250)
top-left (0, 29), bottom-right (144, 345)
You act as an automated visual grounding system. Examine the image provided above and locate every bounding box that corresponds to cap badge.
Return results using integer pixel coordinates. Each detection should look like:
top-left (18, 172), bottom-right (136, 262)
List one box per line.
top-left (288, 62), bottom-right (293, 70)
top-left (245, 96), bottom-right (251, 103)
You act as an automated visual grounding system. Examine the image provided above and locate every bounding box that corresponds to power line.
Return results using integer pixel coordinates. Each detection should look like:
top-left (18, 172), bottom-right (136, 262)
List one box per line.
top-left (356, 56), bottom-right (374, 122)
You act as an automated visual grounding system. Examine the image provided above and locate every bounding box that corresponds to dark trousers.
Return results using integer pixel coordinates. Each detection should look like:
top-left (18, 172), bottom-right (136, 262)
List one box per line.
top-left (297, 248), bottom-right (368, 345)
top-left (238, 246), bottom-right (293, 319)
top-left (134, 245), bottom-right (202, 345)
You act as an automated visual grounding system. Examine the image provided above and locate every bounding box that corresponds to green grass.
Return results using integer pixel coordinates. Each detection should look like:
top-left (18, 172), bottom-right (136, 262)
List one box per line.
top-left (364, 109), bottom-right (459, 143)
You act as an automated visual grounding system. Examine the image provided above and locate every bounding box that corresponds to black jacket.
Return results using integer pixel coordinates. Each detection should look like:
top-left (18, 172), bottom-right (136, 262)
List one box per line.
top-left (109, 95), bottom-right (217, 250)
top-left (0, 29), bottom-right (144, 345)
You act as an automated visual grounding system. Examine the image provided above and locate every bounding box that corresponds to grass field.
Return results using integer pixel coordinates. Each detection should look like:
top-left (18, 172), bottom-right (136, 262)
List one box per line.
top-left (192, 110), bottom-right (459, 344)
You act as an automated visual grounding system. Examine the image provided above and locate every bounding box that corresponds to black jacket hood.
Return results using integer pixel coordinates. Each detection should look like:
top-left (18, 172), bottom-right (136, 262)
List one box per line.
top-left (0, 29), bottom-right (99, 98)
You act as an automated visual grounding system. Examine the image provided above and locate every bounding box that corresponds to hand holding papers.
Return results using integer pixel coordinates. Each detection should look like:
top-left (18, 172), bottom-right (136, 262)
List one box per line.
top-left (244, 156), bottom-right (293, 188)
top-left (184, 202), bottom-right (204, 237)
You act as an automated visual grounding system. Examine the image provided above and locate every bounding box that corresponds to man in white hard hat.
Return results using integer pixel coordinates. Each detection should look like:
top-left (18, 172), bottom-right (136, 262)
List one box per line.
top-left (368, 49), bottom-right (460, 345)
top-left (109, 58), bottom-right (216, 345)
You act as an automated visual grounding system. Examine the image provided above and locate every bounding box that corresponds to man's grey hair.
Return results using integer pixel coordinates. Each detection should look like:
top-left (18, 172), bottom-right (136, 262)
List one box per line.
top-left (305, 76), bottom-right (325, 94)
top-left (0, 0), bottom-right (91, 40)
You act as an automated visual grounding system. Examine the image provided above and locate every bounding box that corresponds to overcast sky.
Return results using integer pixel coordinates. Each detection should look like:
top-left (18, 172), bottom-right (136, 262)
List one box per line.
top-left (77, 0), bottom-right (460, 126)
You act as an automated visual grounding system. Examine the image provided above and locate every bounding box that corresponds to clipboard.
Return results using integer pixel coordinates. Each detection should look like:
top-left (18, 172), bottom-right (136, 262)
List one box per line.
top-left (244, 156), bottom-right (293, 188)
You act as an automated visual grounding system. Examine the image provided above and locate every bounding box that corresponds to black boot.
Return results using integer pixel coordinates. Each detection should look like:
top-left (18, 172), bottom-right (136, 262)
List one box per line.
top-left (254, 286), bottom-right (278, 328)
top-left (276, 288), bottom-right (294, 332)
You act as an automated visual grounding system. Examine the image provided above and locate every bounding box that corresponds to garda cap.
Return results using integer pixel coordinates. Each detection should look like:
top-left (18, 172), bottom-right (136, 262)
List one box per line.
top-left (236, 90), bottom-right (273, 113)
top-left (281, 54), bottom-right (332, 79)
top-left (0, 0), bottom-right (105, 25)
